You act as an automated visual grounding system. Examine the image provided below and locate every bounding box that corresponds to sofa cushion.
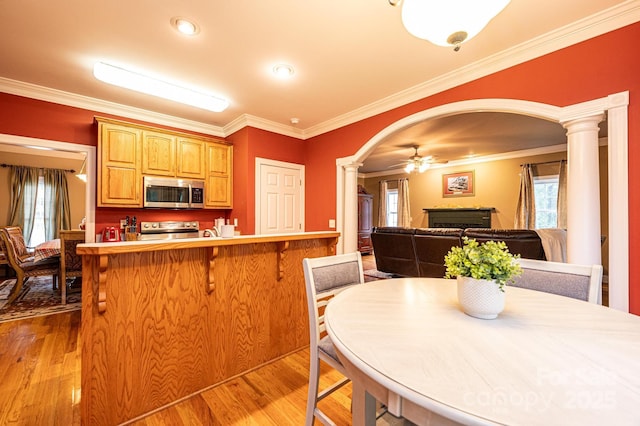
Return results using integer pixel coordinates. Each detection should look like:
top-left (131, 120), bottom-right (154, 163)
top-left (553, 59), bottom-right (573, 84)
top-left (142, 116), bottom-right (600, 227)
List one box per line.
top-left (414, 228), bottom-right (463, 278)
top-left (462, 228), bottom-right (546, 260)
top-left (371, 227), bottom-right (419, 277)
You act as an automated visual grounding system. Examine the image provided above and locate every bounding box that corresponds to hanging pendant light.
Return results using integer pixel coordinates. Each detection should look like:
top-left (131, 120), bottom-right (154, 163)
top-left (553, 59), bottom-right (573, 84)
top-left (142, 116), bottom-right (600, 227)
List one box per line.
top-left (75, 157), bottom-right (87, 182)
top-left (391, 0), bottom-right (511, 51)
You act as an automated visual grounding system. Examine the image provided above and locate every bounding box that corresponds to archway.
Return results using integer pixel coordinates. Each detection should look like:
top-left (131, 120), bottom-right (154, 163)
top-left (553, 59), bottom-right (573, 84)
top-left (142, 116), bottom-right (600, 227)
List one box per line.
top-left (0, 133), bottom-right (97, 242)
top-left (337, 93), bottom-right (629, 311)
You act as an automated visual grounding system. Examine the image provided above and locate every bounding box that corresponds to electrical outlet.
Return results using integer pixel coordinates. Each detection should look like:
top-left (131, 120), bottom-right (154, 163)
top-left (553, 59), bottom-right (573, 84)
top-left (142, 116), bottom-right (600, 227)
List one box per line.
top-left (120, 219), bottom-right (127, 228)
top-left (329, 219), bottom-right (336, 228)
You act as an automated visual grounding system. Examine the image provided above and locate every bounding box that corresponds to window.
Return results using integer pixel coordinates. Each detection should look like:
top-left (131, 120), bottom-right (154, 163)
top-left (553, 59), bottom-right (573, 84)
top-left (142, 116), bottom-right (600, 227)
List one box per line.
top-left (386, 189), bottom-right (398, 226)
top-left (28, 176), bottom-right (46, 247)
top-left (534, 175), bottom-right (559, 229)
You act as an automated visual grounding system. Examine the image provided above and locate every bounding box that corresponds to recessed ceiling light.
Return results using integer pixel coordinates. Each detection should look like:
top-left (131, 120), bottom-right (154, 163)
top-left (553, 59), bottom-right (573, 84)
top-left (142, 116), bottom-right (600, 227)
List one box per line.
top-left (171, 17), bottom-right (199, 36)
top-left (93, 61), bottom-right (229, 112)
top-left (272, 64), bottom-right (295, 79)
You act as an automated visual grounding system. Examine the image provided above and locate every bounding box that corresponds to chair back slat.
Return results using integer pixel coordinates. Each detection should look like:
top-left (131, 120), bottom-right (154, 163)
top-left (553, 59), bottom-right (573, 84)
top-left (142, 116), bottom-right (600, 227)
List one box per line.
top-left (1, 227), bottom-right (28, 265)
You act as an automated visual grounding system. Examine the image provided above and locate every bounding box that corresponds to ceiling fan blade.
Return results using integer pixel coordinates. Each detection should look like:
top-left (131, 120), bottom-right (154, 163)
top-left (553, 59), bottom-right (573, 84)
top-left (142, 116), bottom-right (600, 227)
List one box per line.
top-left (387, 162), bottom-right (410, 169)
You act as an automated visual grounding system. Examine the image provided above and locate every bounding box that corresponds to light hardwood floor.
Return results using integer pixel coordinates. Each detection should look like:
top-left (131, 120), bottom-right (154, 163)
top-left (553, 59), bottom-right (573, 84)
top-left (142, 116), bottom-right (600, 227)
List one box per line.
top-left (0, 253), bottom-right (385, 425)
top-left (0, 312), bottom-right (353, 425)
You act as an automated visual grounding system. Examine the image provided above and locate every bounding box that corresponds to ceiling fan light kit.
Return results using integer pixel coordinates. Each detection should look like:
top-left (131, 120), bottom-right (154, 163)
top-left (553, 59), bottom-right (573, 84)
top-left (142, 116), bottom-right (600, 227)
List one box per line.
top-left (403, 146), bottom-right (444, 174)
top-left (390, 0), bottom-right (511, 50)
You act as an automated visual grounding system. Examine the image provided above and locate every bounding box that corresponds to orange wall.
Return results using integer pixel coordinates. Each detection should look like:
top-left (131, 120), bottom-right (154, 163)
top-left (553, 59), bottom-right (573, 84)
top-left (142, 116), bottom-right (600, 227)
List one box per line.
top-left (306, 22), bottom-right (640, 312)
top-left (0, 22), bottom-right (639, 311)
top-left (227, 127), bottom-right (306, 234)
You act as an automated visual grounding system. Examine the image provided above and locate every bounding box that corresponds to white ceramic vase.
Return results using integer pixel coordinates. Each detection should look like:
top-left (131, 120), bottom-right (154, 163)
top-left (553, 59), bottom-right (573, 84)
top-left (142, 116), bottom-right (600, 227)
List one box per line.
top-left (456, 276), bottom-right (505, 319)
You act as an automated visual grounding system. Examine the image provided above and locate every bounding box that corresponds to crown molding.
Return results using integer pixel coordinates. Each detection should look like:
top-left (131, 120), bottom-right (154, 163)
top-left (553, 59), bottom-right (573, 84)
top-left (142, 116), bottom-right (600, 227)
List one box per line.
top-left (359, 143), bottom-right (570, 179)
top-left (307, 1), bottom-right (640, 139)
top-left (359, 136), bottom-right (609, 179)
top-left (1, 2), bottom-right (638, 140)
top-left (223, 113), bottom-right (306, 139)
top-left (0, 77), bottom-right (227, 137)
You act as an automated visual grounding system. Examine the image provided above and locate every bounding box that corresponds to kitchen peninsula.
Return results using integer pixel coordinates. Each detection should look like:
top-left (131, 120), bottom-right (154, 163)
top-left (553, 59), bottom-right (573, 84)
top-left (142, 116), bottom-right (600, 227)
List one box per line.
top-left (76, 232), bottom-right (339, 425)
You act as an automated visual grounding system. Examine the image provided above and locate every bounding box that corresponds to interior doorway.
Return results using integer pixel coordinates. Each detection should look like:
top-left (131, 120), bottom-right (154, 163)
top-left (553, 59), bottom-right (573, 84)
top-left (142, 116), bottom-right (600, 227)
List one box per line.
top-left (337, 94), bottom-right (629, 311)
top-left (255, 158), bottom-right (305, 235)
top-left (0, 134), bottom-right (96, 242)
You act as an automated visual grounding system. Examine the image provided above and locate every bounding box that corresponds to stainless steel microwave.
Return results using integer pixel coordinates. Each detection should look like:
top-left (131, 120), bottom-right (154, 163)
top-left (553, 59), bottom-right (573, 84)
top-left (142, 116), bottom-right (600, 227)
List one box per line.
top-left (143, 176), bottom-right (204, 209)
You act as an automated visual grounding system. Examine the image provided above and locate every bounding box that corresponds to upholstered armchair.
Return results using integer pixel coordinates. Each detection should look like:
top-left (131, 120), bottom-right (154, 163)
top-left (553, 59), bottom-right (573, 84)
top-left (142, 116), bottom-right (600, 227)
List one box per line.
top-left (0, 226), bottom-right (59, 306)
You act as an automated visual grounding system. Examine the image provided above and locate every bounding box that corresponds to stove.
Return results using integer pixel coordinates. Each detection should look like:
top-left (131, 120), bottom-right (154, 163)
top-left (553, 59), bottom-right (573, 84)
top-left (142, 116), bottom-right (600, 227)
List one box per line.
top-left (139, 221), bottom-right (200, 240)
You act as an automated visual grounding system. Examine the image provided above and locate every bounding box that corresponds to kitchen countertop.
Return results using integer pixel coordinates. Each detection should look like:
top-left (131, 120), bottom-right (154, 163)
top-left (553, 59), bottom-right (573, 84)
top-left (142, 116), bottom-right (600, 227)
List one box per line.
top-left (77, 231), bottom-right (340, 255)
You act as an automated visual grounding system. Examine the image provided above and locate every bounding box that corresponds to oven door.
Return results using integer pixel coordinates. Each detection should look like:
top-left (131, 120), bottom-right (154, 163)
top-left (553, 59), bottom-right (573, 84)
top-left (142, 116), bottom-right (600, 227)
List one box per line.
top-left (143, 177), bottom-right (191, 208)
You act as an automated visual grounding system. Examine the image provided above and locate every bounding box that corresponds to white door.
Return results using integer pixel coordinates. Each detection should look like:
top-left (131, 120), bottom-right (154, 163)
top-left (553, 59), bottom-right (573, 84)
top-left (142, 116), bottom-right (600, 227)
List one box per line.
top-left (256, 158), bottom-right (304, 234)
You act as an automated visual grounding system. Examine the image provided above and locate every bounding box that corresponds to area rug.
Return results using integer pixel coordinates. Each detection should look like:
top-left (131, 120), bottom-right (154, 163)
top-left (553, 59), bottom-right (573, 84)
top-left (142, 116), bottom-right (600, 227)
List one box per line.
top-left (0, 276), bottom-right (81, 323)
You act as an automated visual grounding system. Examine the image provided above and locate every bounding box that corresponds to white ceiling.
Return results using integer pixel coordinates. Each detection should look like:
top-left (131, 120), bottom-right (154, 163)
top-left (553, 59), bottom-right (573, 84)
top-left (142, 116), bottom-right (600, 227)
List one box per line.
top-left (0, 0), bottom-right (633, 171)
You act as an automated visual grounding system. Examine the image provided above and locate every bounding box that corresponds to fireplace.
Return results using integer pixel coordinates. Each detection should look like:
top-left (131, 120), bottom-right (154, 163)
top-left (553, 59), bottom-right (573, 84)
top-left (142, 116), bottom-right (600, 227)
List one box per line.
top-left (424, 208), bottom-right (493, 229)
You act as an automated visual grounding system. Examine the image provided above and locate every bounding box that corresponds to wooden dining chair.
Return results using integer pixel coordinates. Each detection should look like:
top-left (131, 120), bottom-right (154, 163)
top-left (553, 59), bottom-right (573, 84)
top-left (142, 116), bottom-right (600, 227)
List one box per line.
top-left (511, 258), bottom-right (603, 304)
top-left (302, 251), bottom-right (364, 426)
top-left (0, 226), bottom-right (59, 306)
top-left (0, 237), bottom-right (12, 278)
top-left (59, 229), bottom-right (85, 305)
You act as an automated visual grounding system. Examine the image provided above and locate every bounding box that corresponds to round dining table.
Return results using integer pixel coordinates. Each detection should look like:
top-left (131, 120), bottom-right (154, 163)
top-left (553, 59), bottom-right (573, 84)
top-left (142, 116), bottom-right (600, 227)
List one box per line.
top-left (324, 277), bottom-right (640, 426)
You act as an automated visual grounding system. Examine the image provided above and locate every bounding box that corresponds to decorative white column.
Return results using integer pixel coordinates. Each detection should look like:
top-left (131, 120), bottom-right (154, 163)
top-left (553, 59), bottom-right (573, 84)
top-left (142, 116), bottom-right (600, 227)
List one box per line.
top-left (561, 114), bottom-right (604, 266)
top-left (606, 92), bottom-right (629, 312)
top-left (341, 161), bottom-right (361, 254)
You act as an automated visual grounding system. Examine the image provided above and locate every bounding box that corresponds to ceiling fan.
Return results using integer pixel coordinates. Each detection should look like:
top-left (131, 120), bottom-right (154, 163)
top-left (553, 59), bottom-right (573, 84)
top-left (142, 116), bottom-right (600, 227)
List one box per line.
top-left (399, 146), bottom-right (447, 173)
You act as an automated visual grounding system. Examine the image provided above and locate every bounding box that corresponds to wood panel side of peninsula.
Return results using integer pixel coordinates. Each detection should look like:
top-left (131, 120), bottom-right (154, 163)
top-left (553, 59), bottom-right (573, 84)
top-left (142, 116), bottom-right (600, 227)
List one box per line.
top-left (77, 232), bottom-right (339, 425)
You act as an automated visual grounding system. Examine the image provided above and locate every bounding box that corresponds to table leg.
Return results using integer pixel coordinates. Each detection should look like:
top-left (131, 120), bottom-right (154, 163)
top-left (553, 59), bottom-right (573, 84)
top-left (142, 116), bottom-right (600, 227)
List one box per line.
top-left (351, 379), bottom-right (377, 426)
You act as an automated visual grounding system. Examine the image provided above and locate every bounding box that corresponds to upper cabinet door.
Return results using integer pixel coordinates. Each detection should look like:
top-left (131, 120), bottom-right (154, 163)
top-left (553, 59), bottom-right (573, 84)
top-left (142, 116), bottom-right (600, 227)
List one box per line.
top-left (97, 120), bottom-right (142, 207)
top-left (176, 138), bottom-right (205, 179)
top-left (142, 131), bottom-right (176, 177)
top-left (205, 142), bottom-right (233, 209)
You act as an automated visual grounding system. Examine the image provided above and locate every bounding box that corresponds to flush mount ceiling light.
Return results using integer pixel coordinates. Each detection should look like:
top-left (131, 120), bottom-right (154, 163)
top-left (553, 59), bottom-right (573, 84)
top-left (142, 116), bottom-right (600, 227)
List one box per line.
top-left (171, 17), bottom-right (199, 36)
top-left (272, 64), bottom-right (295, 79)
top-left (389, 0), bottom-right (511, 51)
top-left (93, 61), bottom-right (229, 112)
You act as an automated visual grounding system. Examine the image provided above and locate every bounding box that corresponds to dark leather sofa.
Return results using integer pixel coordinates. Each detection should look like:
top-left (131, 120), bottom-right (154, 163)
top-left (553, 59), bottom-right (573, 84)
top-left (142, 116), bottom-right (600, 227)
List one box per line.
top-left (371, 227), bottom-right (546, 278)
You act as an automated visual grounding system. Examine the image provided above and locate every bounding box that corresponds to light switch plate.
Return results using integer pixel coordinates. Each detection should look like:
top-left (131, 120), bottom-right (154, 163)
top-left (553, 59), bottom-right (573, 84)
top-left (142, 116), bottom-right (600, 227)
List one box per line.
top-left (329, 219), bottom-right (336, 228)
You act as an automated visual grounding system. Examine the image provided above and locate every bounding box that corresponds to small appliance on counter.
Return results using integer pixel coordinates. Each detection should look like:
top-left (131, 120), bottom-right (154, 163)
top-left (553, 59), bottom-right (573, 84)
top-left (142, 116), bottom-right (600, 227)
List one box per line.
top-left (101, 226), bottom-right (121, 242)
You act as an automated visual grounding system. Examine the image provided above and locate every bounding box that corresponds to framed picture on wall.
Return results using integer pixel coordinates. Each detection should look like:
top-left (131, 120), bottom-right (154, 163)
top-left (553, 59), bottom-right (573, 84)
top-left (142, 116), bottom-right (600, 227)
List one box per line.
top-left (443, 171), bottom-right (475, 197)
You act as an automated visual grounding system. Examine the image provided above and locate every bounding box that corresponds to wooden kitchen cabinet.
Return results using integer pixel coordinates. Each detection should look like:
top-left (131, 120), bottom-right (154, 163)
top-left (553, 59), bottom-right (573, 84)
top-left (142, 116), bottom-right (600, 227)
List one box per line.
top-left (205, 141), bottom-right (233, 208)
top-left (141, 131), bottom-right (176, 177)
top-left (97, 119), bottom-right (142, 207)
top-left (177, 137), bottom-right (205, 179)
top-left (96, 116), bottom-right (233, 209)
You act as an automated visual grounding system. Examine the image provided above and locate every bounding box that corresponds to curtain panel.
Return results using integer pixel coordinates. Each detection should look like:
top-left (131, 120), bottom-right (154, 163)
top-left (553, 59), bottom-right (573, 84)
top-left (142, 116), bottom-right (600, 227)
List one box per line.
top-left (377, 180), bottom-right (388, 227)
top-left (43, 168), bottom-right (71, 240)
top-left (9, 166), bottom-right (39, 242)
top-left (514, 164), bottom-right (535, 229)
top-left (557, 160), bottom-right (568, 229)
top-left (397, 178), bottom-right (411, 227)
top-left (9, 166), bottom-right (72, 243)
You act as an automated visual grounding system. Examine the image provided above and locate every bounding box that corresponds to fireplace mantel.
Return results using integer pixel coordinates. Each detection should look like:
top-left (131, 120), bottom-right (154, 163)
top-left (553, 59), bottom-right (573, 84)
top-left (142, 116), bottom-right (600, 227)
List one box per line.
top-left (423, 208), bottom-right (494, 229)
